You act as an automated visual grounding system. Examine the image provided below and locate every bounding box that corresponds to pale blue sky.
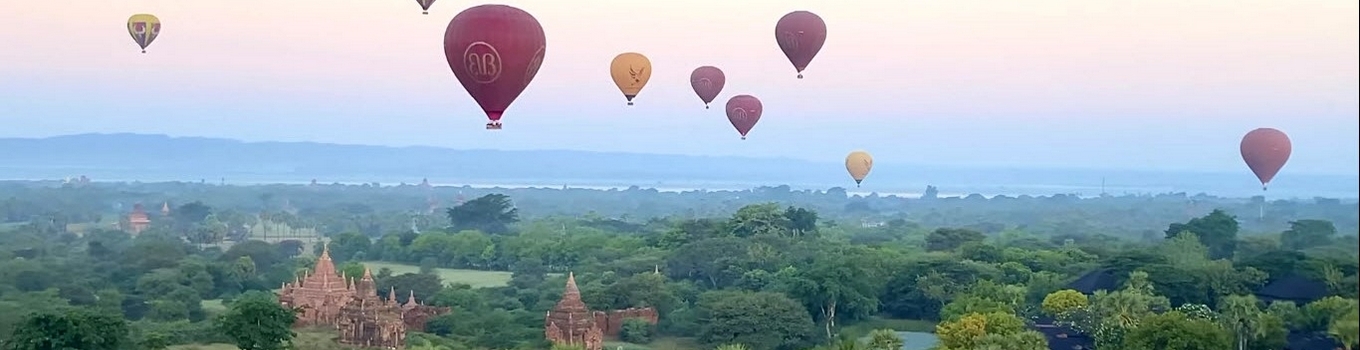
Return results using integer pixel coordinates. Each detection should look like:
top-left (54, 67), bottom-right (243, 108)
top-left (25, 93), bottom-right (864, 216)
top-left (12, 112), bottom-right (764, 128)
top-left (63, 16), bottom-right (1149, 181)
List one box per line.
top-left (0, 0), bottom-right (1356, 176)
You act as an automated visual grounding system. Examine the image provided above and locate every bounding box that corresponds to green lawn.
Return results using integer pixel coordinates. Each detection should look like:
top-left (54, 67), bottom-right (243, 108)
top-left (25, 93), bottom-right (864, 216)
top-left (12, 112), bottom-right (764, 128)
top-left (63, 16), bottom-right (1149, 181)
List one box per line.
top-left (168, 328), bottom-right (359, 350)
top-left (604, 336), bottom-right (702, 350)
top-left (200, 299), bottom-right (227, 314)
top-left (361, 261), bottom-right (514, 288)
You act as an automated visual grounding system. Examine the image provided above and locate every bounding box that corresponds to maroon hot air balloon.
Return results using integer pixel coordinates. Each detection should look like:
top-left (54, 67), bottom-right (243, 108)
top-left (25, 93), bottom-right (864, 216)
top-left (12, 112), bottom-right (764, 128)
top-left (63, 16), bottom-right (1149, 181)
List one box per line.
top-left (775, 11), bottom-right (827, 79)
top-left (690, 66), bottom-right (726, 109)
top-left (725, 95), bottom-right (763, 140)
top-left (416, 0), bottom-right (436, 15)
top-left (444, 5), bottom-right (547, 130)
top-left (1239, 128), bottom-right (1292, 190)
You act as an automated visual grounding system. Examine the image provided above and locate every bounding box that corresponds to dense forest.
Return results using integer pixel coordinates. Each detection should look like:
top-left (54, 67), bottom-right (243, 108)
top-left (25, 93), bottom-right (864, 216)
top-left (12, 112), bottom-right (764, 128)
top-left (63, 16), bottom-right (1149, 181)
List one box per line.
top-left (0, 181), bottom-right (1357, 350)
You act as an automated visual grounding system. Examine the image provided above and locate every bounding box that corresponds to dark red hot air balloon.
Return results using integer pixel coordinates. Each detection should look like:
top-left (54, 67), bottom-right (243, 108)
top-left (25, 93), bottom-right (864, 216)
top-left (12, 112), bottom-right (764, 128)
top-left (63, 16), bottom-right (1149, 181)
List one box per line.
top-left (1239, 128), bottom-right (1291, 190)
top-left (443, 5), bottom-right (546, 130)
top-left (775, 11), bottom-right (827, 79)
top-left (690, 66), bottom-right (726, 109)
top-left (725, 95), bottom-right (762, 140)
top-left (416, 0), bottom-right (435, 15)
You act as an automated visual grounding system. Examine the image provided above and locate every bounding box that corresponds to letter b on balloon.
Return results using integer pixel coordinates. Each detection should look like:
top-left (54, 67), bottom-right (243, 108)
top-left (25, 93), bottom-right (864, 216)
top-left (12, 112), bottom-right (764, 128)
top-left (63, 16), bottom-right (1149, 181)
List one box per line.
top-left (463, 42), bottom-right (503, 84)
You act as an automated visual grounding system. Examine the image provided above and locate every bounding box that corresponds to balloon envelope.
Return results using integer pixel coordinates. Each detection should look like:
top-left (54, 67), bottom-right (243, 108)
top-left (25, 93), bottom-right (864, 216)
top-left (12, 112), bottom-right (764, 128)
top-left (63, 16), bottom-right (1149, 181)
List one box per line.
top-left (443, 5), bottom-right (547, 129)
top-left (845, 151), bottom-right (873, 186)
top-left (775, 11), bottom-right (827, 79)
top-left (610, 52), bottom-right (652, 105)
top-left (126, 14), bottom-right (162, 53)
top-left (1239, 128), bottom-right (1291, 190)
top-left (725, 95), bottom-right (763, 139)
top-left (416, 0), bottom-right (436, 14)
top-left (690, 66), bottom-right (726, 109)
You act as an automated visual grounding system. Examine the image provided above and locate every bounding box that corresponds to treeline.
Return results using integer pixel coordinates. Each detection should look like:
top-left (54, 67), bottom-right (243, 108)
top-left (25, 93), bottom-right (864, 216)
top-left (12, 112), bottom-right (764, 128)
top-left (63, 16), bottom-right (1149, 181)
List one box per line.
top-left (3, 181), bottom-right (1358, 240)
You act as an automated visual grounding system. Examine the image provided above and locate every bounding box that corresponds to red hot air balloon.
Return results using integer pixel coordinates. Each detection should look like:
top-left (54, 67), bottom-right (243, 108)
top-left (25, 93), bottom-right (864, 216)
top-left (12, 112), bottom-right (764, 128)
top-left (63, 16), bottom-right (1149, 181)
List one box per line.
top-left (690, 66), bottom-right (726, 109)
top-left (443, 5), bottom-right (547, 130)
top-left (775, 11), bottom-right (827, 79)
top-left (725, 95), bottom-right (763, 140)
top-left (1240, 128), bottom-right (1292, 190)
top-left (416, 0), bottom-right (436, 15)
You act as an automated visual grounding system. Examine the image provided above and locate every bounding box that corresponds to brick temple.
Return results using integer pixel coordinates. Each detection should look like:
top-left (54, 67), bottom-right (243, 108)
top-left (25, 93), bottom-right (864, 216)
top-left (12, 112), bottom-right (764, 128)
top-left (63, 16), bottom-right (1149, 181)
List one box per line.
top-left (278, 244), bottom-right (449, 349)
top-left (544, 272), bottom-right (659, 350)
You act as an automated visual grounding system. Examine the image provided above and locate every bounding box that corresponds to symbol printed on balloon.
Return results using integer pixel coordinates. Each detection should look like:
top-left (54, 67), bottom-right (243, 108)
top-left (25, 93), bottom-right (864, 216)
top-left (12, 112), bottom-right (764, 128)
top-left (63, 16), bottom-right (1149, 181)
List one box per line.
top-left (151, 23), bottom-right (161, 35)
top-left (133, 22), bottom-right (146, 34)
top-left (628, 66), bottom-right (645, 85)
top-left (695, 78), bottom-right (712, 90)
top-left (524, 46), bottom-right (545, 87)
top-left (779, 32), bottom-right (799, 51)
top-left (731, 107), bottom-right (755, 123)
top-left (462, 42), bottom-right (503, 84)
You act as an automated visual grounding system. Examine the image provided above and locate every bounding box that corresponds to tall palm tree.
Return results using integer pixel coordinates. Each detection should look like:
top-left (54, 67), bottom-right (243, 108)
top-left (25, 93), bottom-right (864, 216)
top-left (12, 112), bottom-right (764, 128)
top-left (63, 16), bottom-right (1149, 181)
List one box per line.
top-left (1218, 294), bottom-right (1262, 350)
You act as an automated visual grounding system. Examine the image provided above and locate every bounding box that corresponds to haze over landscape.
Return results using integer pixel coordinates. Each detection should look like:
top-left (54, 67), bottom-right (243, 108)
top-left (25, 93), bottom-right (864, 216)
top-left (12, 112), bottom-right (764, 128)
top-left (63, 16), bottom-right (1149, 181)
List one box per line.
top-left (4, 133), bottom-right (1358, 199)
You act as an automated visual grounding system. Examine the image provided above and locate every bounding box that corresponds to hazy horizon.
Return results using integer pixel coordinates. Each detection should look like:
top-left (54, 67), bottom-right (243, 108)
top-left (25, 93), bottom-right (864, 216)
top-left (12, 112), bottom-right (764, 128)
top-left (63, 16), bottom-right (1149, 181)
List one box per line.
top-left (2, 0), bottom-right (1357, 176)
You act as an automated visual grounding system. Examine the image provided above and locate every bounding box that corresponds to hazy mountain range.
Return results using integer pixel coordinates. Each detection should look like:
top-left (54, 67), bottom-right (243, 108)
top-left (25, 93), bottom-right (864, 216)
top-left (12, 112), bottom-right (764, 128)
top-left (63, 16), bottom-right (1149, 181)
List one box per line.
top-left (3, 133), bottom-right (1356, 199)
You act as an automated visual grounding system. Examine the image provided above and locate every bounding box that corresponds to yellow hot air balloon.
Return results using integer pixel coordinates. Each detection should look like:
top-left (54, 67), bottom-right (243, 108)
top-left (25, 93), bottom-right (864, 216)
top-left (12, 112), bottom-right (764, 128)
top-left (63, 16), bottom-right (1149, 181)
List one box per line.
top-left (845, 150), bottom-right (873, 187)
top-left (610, 52), bottom-right (652, 106)
top-left (127, 14), bottom-right (162, 54)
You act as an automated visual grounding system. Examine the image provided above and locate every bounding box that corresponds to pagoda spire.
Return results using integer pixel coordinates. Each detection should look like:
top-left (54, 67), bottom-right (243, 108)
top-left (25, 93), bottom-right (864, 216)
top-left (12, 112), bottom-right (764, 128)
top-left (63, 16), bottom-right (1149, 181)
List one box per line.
top-left (564, 272), bottom-right (580, 298)
top-left (314, 242), bottom-right (337, 277)
top-left (406, 290), bottom-right (417, 305)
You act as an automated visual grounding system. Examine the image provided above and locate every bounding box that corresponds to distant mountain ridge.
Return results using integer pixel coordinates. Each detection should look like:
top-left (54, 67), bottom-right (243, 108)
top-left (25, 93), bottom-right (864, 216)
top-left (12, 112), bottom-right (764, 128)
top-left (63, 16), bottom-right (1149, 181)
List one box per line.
top-left (2, 133), bottom-right (1356, 198)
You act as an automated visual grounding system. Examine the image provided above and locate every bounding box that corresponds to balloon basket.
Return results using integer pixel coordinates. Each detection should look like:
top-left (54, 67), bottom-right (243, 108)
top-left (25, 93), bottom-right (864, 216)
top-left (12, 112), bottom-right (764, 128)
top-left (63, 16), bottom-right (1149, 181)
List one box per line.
top-left (740, 136), bottom-right (746, 140)
top-left (627, 102), bottom-right (634, 106)
top-left (796, 73), bottom-right (803, 79)
top-left (485, 122), bottom-right (502, 130)
top-left (141, 50), bottom-right (147, 54)
top-left (705, 105), bottom-right (710, 109)
top-left (422, 11), bottom-right (429, 15)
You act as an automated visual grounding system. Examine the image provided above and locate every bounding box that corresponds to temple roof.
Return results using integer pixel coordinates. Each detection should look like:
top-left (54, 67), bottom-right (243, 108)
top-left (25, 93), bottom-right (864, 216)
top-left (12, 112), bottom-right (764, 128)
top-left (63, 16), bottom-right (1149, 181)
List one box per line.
top-left (551, 272), bottom-right (590, 314)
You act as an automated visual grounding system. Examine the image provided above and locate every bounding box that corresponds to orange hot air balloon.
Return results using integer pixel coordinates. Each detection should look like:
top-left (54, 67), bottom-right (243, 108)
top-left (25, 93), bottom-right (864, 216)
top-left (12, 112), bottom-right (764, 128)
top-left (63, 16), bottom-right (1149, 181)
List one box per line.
top-left (1239, 128), bottom-right (1291, 190)
top-left (845, 151), bottom-right (873, 187)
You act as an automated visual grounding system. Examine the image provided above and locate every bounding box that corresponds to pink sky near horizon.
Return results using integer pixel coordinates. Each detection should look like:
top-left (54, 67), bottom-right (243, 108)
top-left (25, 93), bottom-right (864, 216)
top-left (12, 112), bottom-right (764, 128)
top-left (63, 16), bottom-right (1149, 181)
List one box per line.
top-left (1, 0), bottom-right (1357, 174)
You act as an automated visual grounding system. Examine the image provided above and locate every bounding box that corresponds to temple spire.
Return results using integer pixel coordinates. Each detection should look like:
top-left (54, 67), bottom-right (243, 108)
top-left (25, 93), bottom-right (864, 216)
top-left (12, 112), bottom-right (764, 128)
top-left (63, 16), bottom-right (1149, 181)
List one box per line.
top-left (564, 272), bottom-right (580, 298)
top-left (314, 242), bottom-right (336, 277)
top-left (406, 290), bottom-right (417, 305)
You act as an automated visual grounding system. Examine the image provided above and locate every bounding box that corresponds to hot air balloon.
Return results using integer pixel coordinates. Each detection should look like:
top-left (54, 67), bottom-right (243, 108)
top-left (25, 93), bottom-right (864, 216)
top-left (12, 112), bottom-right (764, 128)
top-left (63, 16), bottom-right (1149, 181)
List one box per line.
top-left (610, 53), bottom-right (652, 106)
top-left (127, 14), bottom-right (162, 54)
top-left (1240, 128), bottom-right (1291, 190)
top-left (845, 150), bottom-right (873, 187)
top-left (690, 66), bottom-right (725, 109)
top-left (444, 5), bottom-right (547, 130)
top-left (775, 11), bottom-right (826, 79)
top-left (416, 0), bottom-right (436, 15)
top-left (725, 95), bottom-right (762, 140)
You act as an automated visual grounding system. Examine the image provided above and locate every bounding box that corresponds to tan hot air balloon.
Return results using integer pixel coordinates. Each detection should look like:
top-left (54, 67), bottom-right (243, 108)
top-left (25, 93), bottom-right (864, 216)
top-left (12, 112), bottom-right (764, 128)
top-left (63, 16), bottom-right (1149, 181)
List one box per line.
top-left (845, 151), bottom-right (873, 187)
top-left (610, 52), bottom-right (652, 106)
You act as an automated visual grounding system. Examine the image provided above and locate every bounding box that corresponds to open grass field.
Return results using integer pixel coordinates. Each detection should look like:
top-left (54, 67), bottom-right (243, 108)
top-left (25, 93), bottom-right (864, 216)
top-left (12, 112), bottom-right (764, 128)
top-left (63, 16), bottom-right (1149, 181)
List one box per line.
top-left (361, 261), bottom-right (514, 288)
top-left (168, 328), bottom-right (361, 350)
top-left (605, 336), bottom-right (702, 350)
top-left (200, 299), bottom-right (228, 314)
